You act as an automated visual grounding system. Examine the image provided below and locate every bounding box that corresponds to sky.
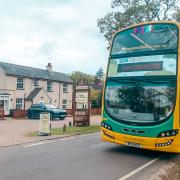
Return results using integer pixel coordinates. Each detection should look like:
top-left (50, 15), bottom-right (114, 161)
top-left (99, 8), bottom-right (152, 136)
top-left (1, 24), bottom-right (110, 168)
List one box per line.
top-left (0, 0), bottom-right (112, 75)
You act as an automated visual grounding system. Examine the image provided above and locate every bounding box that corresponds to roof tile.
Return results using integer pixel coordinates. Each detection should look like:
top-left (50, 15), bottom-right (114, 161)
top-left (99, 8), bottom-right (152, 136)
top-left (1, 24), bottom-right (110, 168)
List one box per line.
top-left (0, 62), bottom-right (73, 83)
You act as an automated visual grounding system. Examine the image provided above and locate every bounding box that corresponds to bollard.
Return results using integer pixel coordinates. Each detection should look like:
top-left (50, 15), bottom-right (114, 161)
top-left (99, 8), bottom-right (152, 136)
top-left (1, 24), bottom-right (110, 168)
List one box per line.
top-left (49, 123), bottom-right (51, 135)
top-left (63, 124), bottom-right (66, 132)
top-left (69, 121), bottom-right (72, 127)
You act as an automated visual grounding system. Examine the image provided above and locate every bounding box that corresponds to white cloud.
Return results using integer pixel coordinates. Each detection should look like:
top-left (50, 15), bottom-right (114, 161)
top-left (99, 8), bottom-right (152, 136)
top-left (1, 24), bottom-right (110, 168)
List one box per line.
top-left (0, 0), bottom-right (111, 74)
top-left (41, 6), bottom-right (80, 21)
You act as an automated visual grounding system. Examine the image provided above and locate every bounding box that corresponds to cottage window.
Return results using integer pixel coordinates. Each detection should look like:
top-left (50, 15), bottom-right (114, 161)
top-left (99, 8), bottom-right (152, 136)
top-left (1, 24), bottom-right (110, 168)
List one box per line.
top-left (17, 77), bottom-right (24, 89)
top-left (63, 83), bottom-right (68, 93)
top-left (33, 79), bottom-right (39, 87)
top-left (16, 98), bottom-right (24, 109)
top-left (62, 99), bottom-right (67, 109)
top-left (47, 81), bottom-right (53, 92)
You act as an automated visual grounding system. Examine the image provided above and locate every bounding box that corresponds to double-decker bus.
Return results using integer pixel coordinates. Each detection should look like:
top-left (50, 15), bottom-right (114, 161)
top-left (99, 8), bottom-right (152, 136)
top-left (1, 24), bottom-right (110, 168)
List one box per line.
top-left (101, 21), bottom-right (180, 153)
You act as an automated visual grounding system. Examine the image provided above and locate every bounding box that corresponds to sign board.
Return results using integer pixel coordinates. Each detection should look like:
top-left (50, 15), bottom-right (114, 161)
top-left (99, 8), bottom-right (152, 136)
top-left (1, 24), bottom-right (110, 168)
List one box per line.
top-left (74, 115), bottom-right (89, 122)
top-left (76, 92), bottom-right (88, 103)
top-left (76, 86), bottom-right (89, 90)
top-left (73, 85), bottom-right (90, 126)
top-left (38, 112), bottom-right (50, 135)
top-left (75, 111), bottom-right (88, 116)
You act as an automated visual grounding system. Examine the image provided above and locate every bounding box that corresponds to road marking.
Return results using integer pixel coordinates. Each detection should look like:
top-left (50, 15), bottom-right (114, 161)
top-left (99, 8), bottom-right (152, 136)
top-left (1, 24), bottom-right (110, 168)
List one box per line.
top-left (118, 156), bottom-right (161, 180)
top-left (23, 142), bottom-right (46, 147)
top-left (61, 137), bottom-right (75, 141)
top-left (23, 132), bottom-right (100, 147)
top-left (80, 132), bottom-right (100, 138)
top-left (60, 132), bottom-right (99, 141)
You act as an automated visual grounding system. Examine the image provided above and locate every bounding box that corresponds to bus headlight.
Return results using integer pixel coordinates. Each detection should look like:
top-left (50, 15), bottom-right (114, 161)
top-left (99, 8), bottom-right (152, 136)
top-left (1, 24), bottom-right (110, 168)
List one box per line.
top-left (101, 122), bottom-right (112, 131)
top-left (158, 130), bottom-right (178, 138)
top-left (155, 140), bottom-right (174, 147)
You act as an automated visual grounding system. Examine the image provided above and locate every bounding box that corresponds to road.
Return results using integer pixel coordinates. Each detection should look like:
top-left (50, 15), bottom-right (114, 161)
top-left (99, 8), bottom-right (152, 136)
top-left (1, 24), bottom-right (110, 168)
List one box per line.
top-left (0, 133), bottom-right (174, 180)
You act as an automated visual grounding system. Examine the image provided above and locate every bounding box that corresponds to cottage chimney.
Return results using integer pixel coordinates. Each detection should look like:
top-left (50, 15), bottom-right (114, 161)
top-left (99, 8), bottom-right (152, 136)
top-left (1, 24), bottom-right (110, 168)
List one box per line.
top-left (46, 63), bottom-right (52, 72)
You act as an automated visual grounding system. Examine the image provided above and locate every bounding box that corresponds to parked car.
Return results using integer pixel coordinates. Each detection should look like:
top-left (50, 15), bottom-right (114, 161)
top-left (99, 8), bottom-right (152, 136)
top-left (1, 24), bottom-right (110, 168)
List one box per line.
top-left (27, 103), bottom-right (67, 120)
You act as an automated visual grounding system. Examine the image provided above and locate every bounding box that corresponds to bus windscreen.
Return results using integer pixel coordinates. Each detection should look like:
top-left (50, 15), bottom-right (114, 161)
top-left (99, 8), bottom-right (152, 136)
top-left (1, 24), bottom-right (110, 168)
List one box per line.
top-left (111, 24), bottom-right (178, 55)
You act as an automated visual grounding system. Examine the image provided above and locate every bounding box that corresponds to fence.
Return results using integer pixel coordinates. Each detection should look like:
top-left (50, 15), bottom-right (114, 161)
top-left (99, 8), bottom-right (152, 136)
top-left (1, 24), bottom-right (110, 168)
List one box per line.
top-left (12, 110), bottom-right (27, 119)
top-left (66, 108), bottom-right (101, 116)
top-left (0, 109), bottom-right (5, 120)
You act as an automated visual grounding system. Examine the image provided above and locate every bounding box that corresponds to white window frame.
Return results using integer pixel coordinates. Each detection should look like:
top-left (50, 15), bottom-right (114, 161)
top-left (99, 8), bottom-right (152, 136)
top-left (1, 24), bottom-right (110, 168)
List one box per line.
top-left (33, 79), bottom-right (39, 87)
top-left (63, 83), bottom-right (68, 93)
top-left (17, 77), bottom-right (24, 89)
top-left (47, 81), bottom-right (53, 92)
top-left (62, 99), bottom-right (67, 109)
top-left (16, 98), bottom-right (24, 110)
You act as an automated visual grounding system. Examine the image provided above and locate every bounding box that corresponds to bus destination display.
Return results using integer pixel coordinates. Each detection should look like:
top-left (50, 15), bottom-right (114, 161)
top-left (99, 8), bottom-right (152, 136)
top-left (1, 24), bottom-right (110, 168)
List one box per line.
top-left (118, 61), bottom-right (163, 72)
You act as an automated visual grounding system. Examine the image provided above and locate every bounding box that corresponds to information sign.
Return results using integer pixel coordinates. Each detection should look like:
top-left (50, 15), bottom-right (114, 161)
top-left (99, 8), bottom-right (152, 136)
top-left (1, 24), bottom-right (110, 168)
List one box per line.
top-left (38, 112), bottom-right (51, 135)
top-left (73, 85), bottom-right (90, 126)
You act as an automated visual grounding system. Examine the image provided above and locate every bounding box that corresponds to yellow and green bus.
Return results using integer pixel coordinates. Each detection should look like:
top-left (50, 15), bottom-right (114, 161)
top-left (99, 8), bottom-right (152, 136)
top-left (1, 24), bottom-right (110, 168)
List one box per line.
top-left (101, 21), bottom-right (180, 153)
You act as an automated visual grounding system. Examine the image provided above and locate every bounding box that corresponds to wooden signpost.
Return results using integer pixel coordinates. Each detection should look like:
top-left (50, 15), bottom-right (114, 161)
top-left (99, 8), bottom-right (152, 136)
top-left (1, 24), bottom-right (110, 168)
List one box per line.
top-left (73, 85), bottom-right (90, 126)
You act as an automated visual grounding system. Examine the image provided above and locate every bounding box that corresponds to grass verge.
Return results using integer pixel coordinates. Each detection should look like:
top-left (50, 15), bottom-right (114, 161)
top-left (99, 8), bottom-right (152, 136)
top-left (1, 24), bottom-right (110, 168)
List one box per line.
top-left (29, 125), bottom-right (101, 137)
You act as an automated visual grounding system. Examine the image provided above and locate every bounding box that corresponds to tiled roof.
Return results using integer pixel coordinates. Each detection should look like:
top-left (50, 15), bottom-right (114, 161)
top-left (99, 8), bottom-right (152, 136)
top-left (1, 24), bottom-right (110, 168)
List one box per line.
top-left (26, 88), bottom-right (42, 101)
top-left (0, 62), bottom-right (73, 83)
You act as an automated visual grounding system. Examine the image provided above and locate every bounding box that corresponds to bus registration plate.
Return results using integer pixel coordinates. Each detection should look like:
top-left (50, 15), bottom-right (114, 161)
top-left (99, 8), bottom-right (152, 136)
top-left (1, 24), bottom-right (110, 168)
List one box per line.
top-left (126, 142), bottom-right (142, 148)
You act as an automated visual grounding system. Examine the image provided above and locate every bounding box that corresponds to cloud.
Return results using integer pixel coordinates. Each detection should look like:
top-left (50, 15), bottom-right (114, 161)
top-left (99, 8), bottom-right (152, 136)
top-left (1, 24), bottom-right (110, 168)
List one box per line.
top-left (0, 0), bottom-right (111, 74)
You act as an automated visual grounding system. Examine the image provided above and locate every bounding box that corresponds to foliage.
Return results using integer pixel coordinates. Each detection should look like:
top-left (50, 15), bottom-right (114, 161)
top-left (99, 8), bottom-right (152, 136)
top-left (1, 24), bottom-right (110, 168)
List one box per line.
top-left (90, 89), bottom-right (100, 101)
top-left (90, 89), bottom-right (102, 108)
top-left (97, 0), bottom-right (179, 44)
top-left (69, 68), bottom-right (104, 108)
top-left (29, 125), bottom-right (101, 136)
top-left (91, 67), bottom-right (104, 108)
top-left (69, 71), bottom-right (94, 86)
top-left (94, 67), bottom-right (104, 86)
top-left (173, 7), bottom-right (180, 22)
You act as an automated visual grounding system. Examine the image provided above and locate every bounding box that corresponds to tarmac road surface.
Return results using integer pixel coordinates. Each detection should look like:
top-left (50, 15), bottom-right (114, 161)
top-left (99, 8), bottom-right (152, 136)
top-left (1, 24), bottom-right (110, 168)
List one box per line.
top-left (0, 133), bottom-right (170, 180)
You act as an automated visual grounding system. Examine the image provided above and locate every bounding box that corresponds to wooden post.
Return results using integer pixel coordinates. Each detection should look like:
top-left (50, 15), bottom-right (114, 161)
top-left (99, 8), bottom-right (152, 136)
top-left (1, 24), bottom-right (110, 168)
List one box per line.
top-left (73, 84), bottom-right (90, 127)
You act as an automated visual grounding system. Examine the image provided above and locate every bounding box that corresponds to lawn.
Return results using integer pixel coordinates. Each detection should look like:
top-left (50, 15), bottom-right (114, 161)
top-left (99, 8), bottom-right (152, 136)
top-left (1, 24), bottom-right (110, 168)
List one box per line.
top-left (29, 125), bottom-right (101, 136)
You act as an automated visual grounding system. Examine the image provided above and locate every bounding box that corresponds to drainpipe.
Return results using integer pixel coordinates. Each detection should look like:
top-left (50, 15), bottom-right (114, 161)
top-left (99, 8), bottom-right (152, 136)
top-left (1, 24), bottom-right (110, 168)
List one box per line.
top-left (24, 93), bottom-right (26, 110)
top-left (58, 82), bottom-right (60, 108)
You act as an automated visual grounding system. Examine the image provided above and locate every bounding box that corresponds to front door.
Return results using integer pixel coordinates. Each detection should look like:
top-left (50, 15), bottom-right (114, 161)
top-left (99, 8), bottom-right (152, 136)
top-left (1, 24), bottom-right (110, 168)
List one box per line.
top-left (0, 100), bottom-right (4, 109)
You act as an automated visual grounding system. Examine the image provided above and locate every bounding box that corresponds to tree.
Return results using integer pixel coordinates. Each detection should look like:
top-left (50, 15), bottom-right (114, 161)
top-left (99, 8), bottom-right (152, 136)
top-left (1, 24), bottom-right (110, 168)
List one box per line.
top-left (97, 0), bottom-right (179, 45)
top-left (90, 89), bottom-right (102, 108)
top-left (173, 7), bottom-right (180, 22)
top-left (92, 67), bottom-right (104, 108)
top-left (69, 69), bottom-right (104, 108)
top-left (94, 67), bottom-right (104, 87)
top-left (69, 71), bottom-right (94, 86)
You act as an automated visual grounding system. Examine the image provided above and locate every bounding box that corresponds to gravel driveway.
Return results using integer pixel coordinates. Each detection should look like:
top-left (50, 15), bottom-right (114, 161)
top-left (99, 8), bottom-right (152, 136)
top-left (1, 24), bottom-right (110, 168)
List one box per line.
top-left (0, 115), bottom-right (101, 147)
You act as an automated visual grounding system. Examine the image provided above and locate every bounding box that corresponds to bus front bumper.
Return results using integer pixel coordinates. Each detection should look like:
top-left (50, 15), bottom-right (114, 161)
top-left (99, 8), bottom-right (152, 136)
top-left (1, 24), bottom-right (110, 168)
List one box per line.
top-left (101, 128), bottom-right (180, 153)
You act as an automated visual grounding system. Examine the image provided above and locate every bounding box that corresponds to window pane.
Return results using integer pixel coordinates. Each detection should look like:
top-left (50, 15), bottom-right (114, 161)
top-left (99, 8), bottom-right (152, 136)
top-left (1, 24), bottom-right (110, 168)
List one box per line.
top-left (105, 80), bottom-right (176, 125)
top-left (111, 24), bottom-right (178, 55)
top-left (47, 82), bottom-right (52, 91)
top-left (16, 98), bottom-right (23, 110)
top-left (17, 77), bottom-right (24, 89)
top-left (62, 99), bottom-right (67, 109)
top-left (33, 79), bottom-right (39, 86)
top-left (63, 83), bottom-right (68, 92)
